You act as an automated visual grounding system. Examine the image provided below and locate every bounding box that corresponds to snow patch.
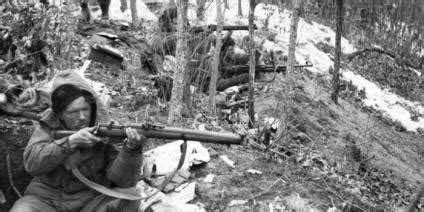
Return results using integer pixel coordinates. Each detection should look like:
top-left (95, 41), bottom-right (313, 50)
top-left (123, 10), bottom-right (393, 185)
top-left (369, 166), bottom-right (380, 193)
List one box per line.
top-left (198, 0), bottom-right (424, 132)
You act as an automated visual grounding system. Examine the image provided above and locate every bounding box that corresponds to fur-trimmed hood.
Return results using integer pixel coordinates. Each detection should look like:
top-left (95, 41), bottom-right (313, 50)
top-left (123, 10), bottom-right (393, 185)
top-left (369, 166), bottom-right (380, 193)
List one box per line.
top-left (39, 70), bottom-right (109, 129)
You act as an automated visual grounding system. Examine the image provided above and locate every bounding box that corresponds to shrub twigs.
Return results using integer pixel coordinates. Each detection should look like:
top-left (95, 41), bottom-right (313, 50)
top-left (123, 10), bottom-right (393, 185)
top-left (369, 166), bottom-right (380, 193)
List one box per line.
top-left (6, 154), bottom-right (22, 198)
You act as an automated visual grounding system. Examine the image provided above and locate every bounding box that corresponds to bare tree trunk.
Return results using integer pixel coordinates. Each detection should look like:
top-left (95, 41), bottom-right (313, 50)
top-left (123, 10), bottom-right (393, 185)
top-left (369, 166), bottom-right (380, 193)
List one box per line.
top-left (276, 0), bottom-right (301, 143)
top-left (331, 0), bottom-right (343, 104)
top-left (287, 0), bottom-right (301, 83)
top-left (196, 0), bottom-right (205, 21)
top-left (238, 0), bottom-right (243, 16)
top-left (371, 0), bottom-right (375, 34)
top-left (130, 0), bottom-right (139, 26)
top-left (168, 0), bottom-right (189, 124)
top-left (248, 0), bottom-right (256, 128)
top-left (223, 0), bottom-right (229, 9)
top-left (208, 0), bottom-right (223, 114)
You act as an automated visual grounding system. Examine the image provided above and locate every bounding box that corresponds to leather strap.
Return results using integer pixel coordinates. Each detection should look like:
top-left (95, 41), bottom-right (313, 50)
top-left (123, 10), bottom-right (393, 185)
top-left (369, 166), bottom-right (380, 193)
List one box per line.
top-left (68, 140), bottom-right (188, 200)
top-left (71, 167), bottom-right (146, 200)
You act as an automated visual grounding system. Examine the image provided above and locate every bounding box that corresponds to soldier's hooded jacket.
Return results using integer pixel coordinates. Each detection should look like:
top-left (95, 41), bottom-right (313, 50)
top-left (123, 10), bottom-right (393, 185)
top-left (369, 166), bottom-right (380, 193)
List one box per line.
top-left (21, 70), bottom-right (141, 211)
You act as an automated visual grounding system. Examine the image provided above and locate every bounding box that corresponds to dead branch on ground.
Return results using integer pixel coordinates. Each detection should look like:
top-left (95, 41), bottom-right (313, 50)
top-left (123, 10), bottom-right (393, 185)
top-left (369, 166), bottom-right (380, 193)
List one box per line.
top-left (345, 47), bottom-right (422, 70)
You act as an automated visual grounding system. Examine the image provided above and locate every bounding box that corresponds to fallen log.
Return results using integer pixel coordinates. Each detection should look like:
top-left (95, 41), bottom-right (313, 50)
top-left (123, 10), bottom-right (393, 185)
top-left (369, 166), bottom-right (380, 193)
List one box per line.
top-left (217, 73), bottom-right (249, 91)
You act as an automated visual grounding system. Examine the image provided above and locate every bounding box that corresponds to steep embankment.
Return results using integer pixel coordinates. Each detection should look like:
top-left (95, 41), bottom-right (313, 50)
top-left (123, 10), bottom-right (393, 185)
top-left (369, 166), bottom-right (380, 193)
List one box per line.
top-left (1, 0), bottom-right (424, 211)
top-left (185, 1), bottom-right (424, 210)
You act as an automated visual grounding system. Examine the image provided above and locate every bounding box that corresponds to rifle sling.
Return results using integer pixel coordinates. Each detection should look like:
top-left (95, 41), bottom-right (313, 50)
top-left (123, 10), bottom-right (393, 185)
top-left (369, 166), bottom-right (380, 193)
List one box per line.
top-left (69, 140), bottom-right (188, 201)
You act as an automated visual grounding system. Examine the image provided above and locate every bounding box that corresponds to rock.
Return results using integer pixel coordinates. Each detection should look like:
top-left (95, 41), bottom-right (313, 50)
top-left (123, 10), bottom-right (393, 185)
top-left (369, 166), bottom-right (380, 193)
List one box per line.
top-left (202, 174), bottom-right (215, 183)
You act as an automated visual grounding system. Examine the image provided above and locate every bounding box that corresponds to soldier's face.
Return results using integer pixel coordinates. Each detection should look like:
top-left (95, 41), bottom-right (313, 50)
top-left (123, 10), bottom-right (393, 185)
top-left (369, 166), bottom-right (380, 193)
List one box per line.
top-left (59, 97), bottom-right (92, 130)
top-left (169, 18), bottom-right (178, 32)
top-left (224, 46), bottom-right (235, 60)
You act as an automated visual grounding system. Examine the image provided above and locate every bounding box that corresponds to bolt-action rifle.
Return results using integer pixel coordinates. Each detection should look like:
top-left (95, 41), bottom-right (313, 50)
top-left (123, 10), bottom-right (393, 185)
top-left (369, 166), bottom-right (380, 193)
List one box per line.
top-left (53, 123), bottom-right (243, 145)
top-left (53, 122), bottom-right (242, 201)
top-left (189, 24), bottom-right (257, 33)
top-left (221, 62), bottom-right (314, 78)
top-left (216, 62), bottom-right (314, 91)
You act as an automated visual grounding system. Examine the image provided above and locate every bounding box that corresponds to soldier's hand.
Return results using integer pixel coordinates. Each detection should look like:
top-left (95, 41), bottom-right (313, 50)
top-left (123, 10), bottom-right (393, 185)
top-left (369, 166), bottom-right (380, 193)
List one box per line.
top-left (124, 127), bottom-right (146, 151)
top-left (68, 127), bottom-right (102, 149)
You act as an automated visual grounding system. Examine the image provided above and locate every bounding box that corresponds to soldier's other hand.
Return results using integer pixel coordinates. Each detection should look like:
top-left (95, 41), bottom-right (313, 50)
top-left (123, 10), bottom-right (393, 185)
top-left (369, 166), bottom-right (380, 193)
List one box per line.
top-left (68, 127), bottom-right (102, 149)
top-left (124, 127), bottom-right (146, 151)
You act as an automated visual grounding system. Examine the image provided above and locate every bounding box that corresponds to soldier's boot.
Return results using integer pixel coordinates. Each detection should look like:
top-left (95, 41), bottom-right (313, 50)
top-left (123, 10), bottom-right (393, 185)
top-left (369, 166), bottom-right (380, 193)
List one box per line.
top-left (80, 2), bottom-right (91, 22)
top-left (99, 3), bottom-right (110, 20)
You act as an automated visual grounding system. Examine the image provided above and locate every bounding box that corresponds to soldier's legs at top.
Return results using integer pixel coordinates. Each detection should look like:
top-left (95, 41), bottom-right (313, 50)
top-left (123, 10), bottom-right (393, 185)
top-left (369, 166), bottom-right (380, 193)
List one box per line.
top-left (39, 0), bottom-right (48, 6)
top-left (10, 195), bottom-right (56, 212)
top-left (79, 0), bottom-right (91, 22)
top-left (97, 0), bottom-right (110, 19)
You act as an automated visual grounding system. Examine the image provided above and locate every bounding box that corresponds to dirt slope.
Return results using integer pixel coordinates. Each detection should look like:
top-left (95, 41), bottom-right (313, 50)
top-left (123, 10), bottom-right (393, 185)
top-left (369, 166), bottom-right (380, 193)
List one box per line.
top-left (1, 47), bottom-right (422, 211)
top-left (1, 7), bottom-right (424, 211)
top-left (186, 68), bottom-right (424, 210)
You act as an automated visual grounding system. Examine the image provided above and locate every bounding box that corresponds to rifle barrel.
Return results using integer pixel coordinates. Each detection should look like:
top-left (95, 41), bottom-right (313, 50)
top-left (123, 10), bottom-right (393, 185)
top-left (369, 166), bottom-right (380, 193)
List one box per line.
top-left (190, 25), bottom-right (252, 33)
top-left (222, 63), bottom-right (313, 77)
top-left (53, 127), bottom-right (243, 145)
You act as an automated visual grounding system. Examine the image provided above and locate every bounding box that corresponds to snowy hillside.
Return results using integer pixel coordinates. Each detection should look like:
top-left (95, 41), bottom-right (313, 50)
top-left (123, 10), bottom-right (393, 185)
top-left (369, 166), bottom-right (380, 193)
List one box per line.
top-left (85, 0), bottom-right (424, 132)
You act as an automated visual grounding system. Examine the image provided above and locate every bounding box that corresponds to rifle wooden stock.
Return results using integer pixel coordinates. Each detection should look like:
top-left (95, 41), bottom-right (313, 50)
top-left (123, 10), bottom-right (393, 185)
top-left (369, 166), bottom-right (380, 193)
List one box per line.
top-left (53, 124), bottom-right (243, 145)
top-left (222, 63), bottom-right (313, 78)
top-left (190, 24), bottom-right (254, 33)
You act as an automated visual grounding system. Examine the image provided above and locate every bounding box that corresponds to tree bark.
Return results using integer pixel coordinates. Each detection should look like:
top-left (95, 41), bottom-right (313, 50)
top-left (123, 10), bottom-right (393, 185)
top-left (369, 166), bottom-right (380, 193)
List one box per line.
top-left (287, 0), bottom-right (301, 84)
top-left (208, 0), bottom-right (223, 114)
top-left (196, 0), bottom-right (206, 21)
top-left (130, 0), bottom-right (139, 26)
top-left (331, 0), bottom-right (343, 104)
top-left (238, 0), bottom-right (243, 16)
top-left (247, 0), bottom-right (256, 128)
top-left (275, 0), bottom-right (302, 143)
top-left (168, 0), bottom-right (189, 124)
top-left (223, 0), bottom-right (229, 9)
